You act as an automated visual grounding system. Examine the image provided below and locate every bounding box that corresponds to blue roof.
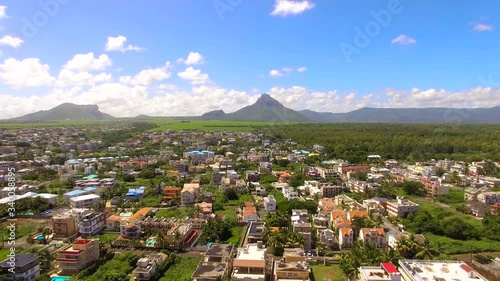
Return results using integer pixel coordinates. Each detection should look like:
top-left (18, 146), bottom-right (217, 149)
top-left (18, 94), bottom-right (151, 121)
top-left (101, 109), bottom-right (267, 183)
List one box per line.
top-left (301, 150), bottom-right (310, 154)
top-left (83, 187), bottom-right (97, 191)
top-left (64, 190), bottom-right (87, 196)
top-left (66, 159), bottom-right (80, 164)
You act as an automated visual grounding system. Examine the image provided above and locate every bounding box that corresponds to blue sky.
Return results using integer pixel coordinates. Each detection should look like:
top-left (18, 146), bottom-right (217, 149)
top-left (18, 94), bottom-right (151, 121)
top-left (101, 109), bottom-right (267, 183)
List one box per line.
top-left (0, 0), bottom-right (498, 118)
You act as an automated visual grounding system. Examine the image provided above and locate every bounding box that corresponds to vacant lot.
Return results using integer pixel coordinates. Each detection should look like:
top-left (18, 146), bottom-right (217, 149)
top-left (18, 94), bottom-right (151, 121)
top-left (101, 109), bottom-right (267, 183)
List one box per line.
top-left (310, 264), bottom-right (346, 281)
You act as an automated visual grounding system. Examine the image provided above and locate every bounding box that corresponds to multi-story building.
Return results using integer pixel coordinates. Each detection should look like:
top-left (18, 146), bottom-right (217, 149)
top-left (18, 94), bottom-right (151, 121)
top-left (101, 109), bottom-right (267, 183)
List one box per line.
top-left (274, 260), bottom-right (310, 281)
top-left (231, 244), bottom-right (267, 281)
top-left (385, 197), bottom-right (420, 217)
top-left (52, 215), bottom-right (77, 239)
top-left (0, 254), bottom-right (40, 281)
top-left (359, 228), bottom-right (387, 249)
top-left (320, 184), bottom-right (342, 198)
top-left (181, 183), bottom-right (200, 205)
top-left (79, 212), bottom-right (105, 237)
top-left (69, 194), bottom-right (102, 209)
top-left (192, 244), bottom-right (234, 281)
top-left (398, 260), bottom-right (488, 281)
top-left (132, 253), bottom-right (168, 281)
top-left (263, 195), bottom-right (276, 212)
top-left (292, 209), bottom-right (312, 250)
top-left (55, 239), bottom-right (100, 276)
top-left (338, 228), bottom-right (354, 249)
top-left (477, 191), bottom-right (500, 204)
top-left (347, 179), bottom-right (380, 194)
top-left (163, 187), bottom-right (181, 201)
top-left (318, 229), bottom-right (336, 248)
top-left (120, 219), bottom-right (141, 239)
top-left (246, 222), bottom-right (264, 244)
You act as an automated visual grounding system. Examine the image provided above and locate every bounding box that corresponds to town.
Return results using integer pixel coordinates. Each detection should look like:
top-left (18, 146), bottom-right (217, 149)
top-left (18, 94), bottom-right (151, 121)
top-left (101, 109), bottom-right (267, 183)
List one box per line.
top-left (0, 123), bottom-right (499, 281)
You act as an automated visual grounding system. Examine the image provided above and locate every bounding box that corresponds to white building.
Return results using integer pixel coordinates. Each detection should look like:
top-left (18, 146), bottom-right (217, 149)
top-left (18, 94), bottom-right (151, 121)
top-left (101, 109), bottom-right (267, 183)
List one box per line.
top-left (386, 197), bottom-right (420, 217)
top-left (79, 212), bottom-right (105, 237)
top-left (69, 194), bottom-right (102, 209)
top-left (398, 260), bottom-right (488, 281)
top-left (359, 262), bottom-right (401, 281)
top-left (283, 186), bottom-right (299, 201)
top-left (231, 244), bottom-right (266, 281)
top-left (263, 195), bottom-right (276, 212)
top-left (477, 191), bottom-right (500, 204)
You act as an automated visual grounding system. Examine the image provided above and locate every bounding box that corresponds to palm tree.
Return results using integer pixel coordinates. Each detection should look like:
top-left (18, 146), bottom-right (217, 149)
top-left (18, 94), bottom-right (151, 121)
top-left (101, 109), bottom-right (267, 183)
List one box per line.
top-left (262, 226), bottom-right (273, 243)
top-left (415, 241), bottom-right (439, 260)
top-left (286, 231), bottom-right (305, 248)
top-left (396, 235), bottom-right (419, 258)
top-left (384, 247), bottom-right (402, 265)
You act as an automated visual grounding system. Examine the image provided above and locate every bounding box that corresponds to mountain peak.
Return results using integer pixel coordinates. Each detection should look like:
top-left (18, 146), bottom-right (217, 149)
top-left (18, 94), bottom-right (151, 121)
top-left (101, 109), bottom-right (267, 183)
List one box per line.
top-left (9, 103), bottom-right (114, 122)
top-left (255, 94), bottom-right (283, 107)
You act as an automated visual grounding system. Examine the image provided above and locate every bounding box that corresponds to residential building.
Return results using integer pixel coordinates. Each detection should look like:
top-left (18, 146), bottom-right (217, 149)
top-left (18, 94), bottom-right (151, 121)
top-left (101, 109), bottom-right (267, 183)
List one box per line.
top-left (63, 189), bottom-right (88, 203)
top-left (132, 253), bottom-right (168, 281)
top-left (358, 262), bottom-right (401, 281)
top-left (320, 184), bottom-right (342, 198)
top-left (398, 260), bottom-right (488, 281)
top-left (318, 229), bottom-right (336, 248)
top-left (273, 260), bottom-right (310, 281)
top-left (192, 244), bottom-right (234, 281)
top-left (52, 215), bottom-right (77, 239)
top-left (195, 202), bottom-right (213, 218)
top-left (125, 186), bottom-right (146, 201)
top-left (79, 212), bottom-right (105, 237)
top-left (246, 222), bottom-right (264, 244)
top-left (263, 195), bottom-right (276, 212)
top-left (359, 228), bottom-right (387, 249)
top-left (181, 183), bottom-right (200, 205)
top-left (231, 244), bottom-right (266, 281)
top-left (242, 202), bottom-right (259, 222)
top-left (291, 209), bottom-right (312, 250)
top-left (283, 186), bottom-right (299, 201)
top-left (338, 228), bottom-right (354, 249)
top-left (385, 197), bottom-right (420, 217)
top-left (69, 194), bottom-right (102, 209)
top-left (0, 254), bottom-right (40, 281)
top-left (347, 179), bottom-right (380, 194)
top-left (56, 239), bottom-right (100, 276)
top-left (478, 191), bottom-right (500, 204)
top-left (163, 187), bottom-right (181, 201)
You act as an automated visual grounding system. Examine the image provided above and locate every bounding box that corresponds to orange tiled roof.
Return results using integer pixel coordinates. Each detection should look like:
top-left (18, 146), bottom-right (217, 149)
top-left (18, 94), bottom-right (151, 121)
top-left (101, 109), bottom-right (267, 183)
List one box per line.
top-left (361, 228), bottom-right (385, 237)
top-left (340, 228), bottom-right (353, 236)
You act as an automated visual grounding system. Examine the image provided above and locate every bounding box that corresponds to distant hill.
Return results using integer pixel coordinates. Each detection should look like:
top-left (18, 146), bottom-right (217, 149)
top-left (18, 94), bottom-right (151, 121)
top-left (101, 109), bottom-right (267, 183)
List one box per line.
top-left (9, 103), bottom-right (114, 122)
top-left (202, 94), bottom-right (309, 122)
top-left (300, 107), bottom-right (500, 123)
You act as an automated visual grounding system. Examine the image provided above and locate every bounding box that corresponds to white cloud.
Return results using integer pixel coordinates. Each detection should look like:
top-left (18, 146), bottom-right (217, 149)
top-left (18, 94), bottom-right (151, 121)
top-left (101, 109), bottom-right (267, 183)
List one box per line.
top-left (269, 69), bottom-right (282, 77)
top-left (177, 67), bottom-right (209, 84)
top-left (271, 0), bottom-right (315, 16)
top-left (472, 23), bottom-right (493, 32)
top-left (63, 52), bottom-right (112, 72)
top-left (297, 66), bottom-right (307, 72)
top-left (158, 84), bottom-right (177, 91)
top-left (0, 35), bottom-right (23, 48)
top-left (282, 67), bottom-right (293, 73)
top-left (178, 52), bottom-right (204, 65)
top-left (105, 35), bottom-right (144, 52)
top-left (119, 62), bottom-right (172, 86)
top-left (391, 34), bottom-right (417, 45)
top-left (0, 6), bottom-right (7, 19)
top-left (56, 69), bottom-right (112, 88)
top-left (0, 58), bottom-right (55, 88)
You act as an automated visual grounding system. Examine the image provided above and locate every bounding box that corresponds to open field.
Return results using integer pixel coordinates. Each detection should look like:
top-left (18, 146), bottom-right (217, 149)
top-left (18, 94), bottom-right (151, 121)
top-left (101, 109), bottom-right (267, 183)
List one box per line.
top-left (310, 264), bottom-right (346, 281)
top-left (154, 119), bottom-right (289, 131)
top-left (159, 256), bottom-right (201, 281)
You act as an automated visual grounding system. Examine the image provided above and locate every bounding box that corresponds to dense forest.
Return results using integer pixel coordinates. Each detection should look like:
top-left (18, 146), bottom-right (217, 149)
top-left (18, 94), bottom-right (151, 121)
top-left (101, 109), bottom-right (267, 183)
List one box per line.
top-left (264, 123), bottom-right (500, 163)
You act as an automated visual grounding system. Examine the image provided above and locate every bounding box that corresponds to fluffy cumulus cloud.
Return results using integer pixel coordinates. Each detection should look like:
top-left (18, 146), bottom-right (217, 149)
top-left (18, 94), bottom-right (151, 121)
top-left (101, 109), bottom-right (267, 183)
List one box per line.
top-left (105, 35), bottom-right (144, 52)
top-left (64, 52), bottom-right (112, 72)
top-left (0, 58), bottom-right (55, 88)
top-left (177, 67), bottom-right (209, 84)
top-left (271, 0), bottom-right (315, 16)
top-left (177, 52), bottom-right (204, 65)
top-left (119, 62), bottom-right (172, 86)
top-left (269, 69), bottom-right (282, 77)
top-left (391, 35), bottom-right (416, 45)
top-left (0, 35), bottom-right (23, 48)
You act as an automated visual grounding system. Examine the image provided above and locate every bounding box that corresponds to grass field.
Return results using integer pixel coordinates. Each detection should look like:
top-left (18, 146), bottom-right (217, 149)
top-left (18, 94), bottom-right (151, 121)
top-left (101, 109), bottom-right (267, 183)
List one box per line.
top-left (155, 207), bottom-right (192, 219)
top-left (310, 264), bottom-right (346, 281)
top-left (159, 257), bottom-right (201, 281)
top-left (154, 120), bottom-right (289, 131)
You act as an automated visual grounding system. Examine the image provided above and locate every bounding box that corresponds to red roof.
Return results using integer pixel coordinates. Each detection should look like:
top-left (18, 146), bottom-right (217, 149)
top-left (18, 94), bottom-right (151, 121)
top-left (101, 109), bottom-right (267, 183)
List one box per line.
top-left (460, 263), bottom-right (473, 273)
top-left (381, 262), bottom-right (399, 274)
top-left (73, 239), bottom-right (92, 245)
